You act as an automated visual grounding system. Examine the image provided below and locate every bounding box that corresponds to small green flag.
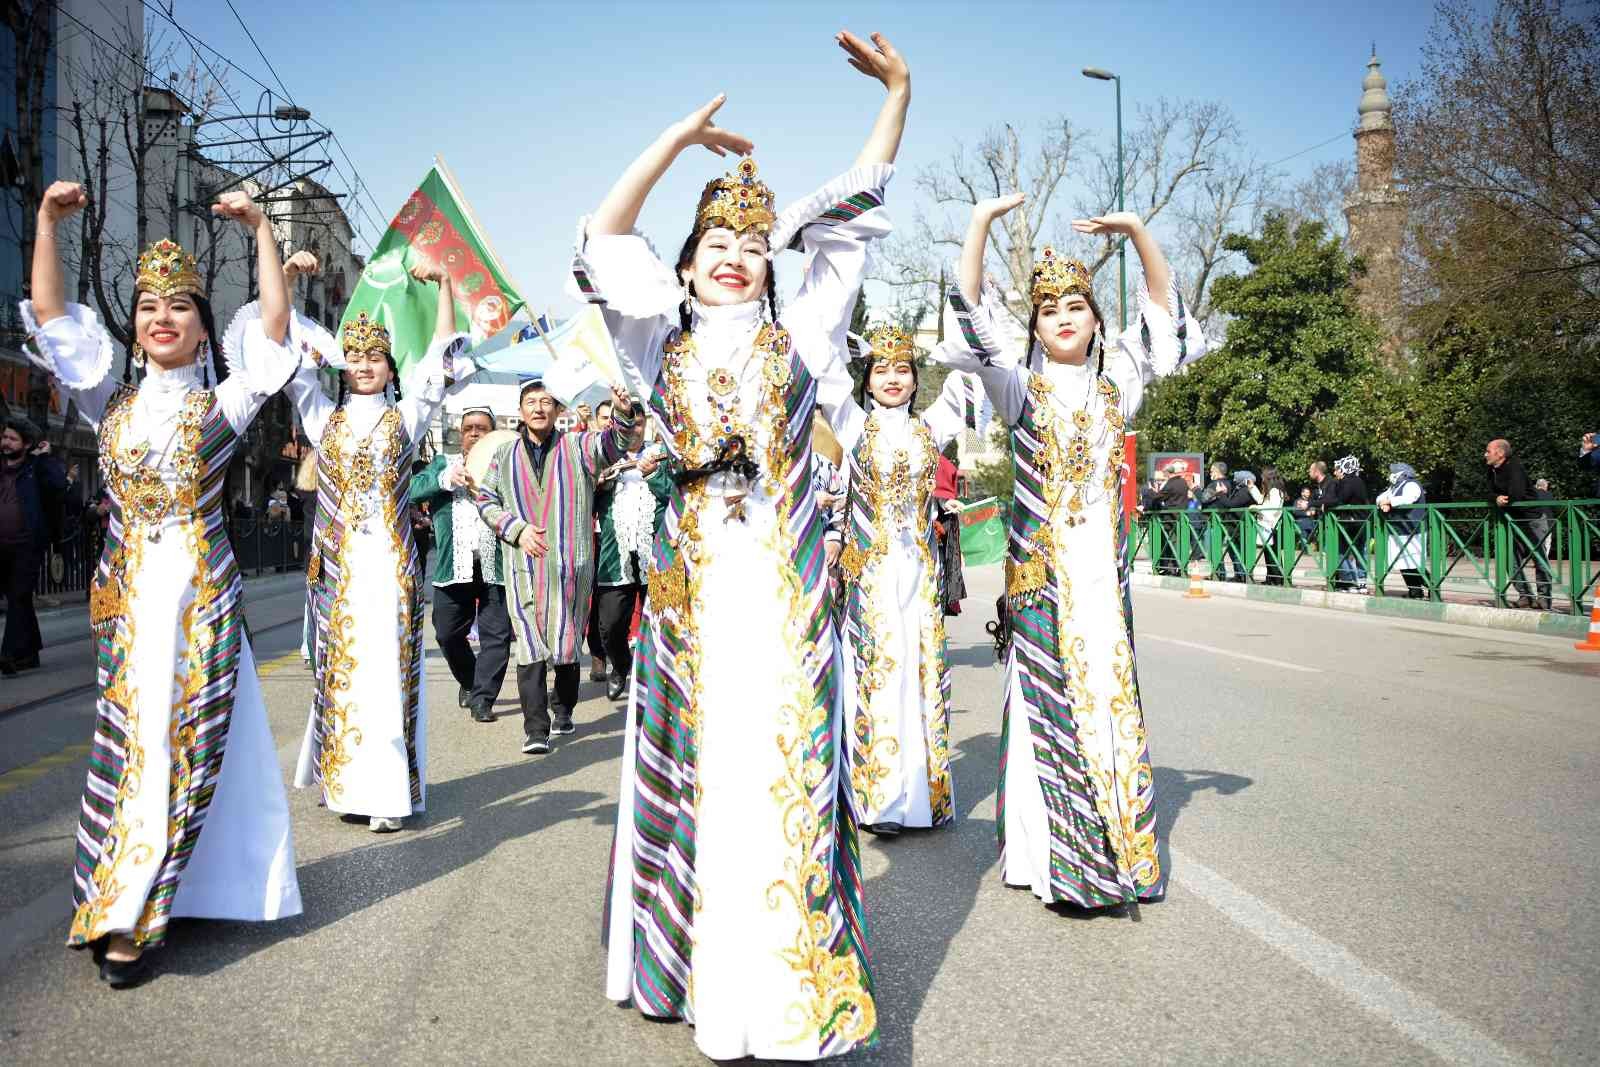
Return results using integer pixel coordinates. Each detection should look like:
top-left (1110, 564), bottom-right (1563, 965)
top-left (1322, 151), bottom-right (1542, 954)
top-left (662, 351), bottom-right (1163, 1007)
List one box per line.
top-left (340, 158), bottom-right (525, 375)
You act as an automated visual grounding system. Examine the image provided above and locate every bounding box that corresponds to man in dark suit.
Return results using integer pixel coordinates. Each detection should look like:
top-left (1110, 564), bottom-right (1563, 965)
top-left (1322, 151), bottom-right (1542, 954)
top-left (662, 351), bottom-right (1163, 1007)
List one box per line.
top-left (1486, 438), bottom-right (1552, 609)
top-left (0, 416), bottom-right (66, 675)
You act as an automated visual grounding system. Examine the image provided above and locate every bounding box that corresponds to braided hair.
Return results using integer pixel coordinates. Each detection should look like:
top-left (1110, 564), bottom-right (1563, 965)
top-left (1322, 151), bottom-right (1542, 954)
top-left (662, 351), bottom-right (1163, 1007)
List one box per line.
top-left (673, 229), bottom-right (780, 336)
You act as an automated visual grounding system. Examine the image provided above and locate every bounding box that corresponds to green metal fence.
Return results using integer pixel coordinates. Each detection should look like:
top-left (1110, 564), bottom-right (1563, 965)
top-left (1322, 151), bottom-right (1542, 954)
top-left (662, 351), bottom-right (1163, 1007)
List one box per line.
top-left (1130, 499), bottom-right (1600, 613)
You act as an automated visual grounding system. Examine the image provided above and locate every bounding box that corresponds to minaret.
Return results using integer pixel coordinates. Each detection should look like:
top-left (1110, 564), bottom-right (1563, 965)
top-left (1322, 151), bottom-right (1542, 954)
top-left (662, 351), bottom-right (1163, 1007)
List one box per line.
top-left (1343, 47), bottom-right (1406, 359)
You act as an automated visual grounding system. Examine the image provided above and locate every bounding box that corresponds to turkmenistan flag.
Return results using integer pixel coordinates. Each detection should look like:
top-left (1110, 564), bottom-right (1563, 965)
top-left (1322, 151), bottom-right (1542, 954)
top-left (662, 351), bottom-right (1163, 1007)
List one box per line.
top-left (339, 157), bottom-right (525, 375)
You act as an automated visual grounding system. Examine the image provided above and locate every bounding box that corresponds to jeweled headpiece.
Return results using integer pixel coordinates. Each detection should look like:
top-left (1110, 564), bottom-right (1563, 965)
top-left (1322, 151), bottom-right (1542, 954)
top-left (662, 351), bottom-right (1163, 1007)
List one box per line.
top-left (694, 158), bottom-right (776, 237)
top-left (863, 324), bottom-right (917, 367)
top-left (341, 311), bottom-right (391, 358)
top-left (135, 238), bottom-right (203, 299)
top-left (1029, 246), bottom-right (1093, 306)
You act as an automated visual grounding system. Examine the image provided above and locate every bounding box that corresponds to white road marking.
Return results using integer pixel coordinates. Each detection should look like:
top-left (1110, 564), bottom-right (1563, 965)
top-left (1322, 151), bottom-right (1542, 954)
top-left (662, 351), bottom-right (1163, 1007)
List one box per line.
top-left (1141, 633), bottom-right (1323, 673)
top-left (1172, 848), bottom-right (1528, 1067)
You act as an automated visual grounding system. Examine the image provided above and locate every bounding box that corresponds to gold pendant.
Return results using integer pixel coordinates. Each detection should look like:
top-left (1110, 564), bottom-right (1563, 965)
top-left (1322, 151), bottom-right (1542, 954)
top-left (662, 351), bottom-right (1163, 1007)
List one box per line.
top-left (706, 368), bottom-right (738, 397)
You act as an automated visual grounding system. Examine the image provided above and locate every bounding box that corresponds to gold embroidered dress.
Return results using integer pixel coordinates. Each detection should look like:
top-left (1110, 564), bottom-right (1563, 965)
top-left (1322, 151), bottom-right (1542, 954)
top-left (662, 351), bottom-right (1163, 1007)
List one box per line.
top-left (822, 370), bottom-right (976, 830)
top-left (20, 299), bottom-right (303, 948)
top-left (288, 331), bottom-right (472, 819)
top-left (933, 278), bottom-right (1207, 907)
top-left (573, 164), bottom-right (892, 1061)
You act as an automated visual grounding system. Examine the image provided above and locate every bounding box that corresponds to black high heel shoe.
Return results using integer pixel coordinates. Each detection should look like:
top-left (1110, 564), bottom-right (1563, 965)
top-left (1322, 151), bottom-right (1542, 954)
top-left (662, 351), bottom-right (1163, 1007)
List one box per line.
top-left (98, 951), bottom-right (154, 989)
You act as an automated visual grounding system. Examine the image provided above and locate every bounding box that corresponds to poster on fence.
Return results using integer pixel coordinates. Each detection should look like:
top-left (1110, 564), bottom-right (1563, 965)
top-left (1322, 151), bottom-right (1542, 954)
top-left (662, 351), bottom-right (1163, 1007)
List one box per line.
top-left (1149, 451), bottom-right (1205, 490)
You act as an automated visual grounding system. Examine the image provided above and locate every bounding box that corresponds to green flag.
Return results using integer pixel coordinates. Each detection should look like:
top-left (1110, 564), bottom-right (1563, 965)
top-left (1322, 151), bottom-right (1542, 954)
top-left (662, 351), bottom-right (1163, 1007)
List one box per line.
top-left (957, 496), bottom-right (1009, 566)
top-left (340, 158), bottom-right (525, 375)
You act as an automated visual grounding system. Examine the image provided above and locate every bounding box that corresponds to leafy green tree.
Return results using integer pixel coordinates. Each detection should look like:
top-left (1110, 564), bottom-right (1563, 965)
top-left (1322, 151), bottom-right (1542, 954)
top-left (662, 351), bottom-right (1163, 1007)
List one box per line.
top-left (1135, 212), bottom-right (1383, 483)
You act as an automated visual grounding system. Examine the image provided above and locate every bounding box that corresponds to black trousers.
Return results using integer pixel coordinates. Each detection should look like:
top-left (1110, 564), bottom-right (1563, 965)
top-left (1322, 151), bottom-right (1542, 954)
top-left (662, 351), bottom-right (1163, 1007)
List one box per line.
top-left (431, 562), bottom-right (513, 709)
top-left (2, 541), bottom-right (42, 662)
top-left (517, 660), bottom-right (579, 740)
top-left (595, 580), bottom-right (644, 681)
top-left (585, 585), bottom-right (606, 661)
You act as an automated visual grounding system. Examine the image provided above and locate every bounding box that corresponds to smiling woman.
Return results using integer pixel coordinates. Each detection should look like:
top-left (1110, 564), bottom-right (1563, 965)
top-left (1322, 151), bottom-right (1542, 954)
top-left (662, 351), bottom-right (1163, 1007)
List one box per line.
top-left (575, 29), bottom-right (910, 1063)
top-left (21, 181), bottom-right (303, 988)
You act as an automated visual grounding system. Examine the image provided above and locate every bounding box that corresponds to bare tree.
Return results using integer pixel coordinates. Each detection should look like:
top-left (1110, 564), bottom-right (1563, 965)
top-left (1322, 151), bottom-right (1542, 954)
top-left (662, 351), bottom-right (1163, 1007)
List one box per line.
top-left (1394, 0), bottom-right (1600, 317)
top-left (878, 98), bottom-right (1242, 330)
top-left (1276, 159), bottom-right (1354, 238)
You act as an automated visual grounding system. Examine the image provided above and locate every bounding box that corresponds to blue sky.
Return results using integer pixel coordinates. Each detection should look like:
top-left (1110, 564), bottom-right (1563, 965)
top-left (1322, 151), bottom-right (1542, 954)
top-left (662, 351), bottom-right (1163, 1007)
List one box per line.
top-left (169, 0), bottom-right (1452, 319)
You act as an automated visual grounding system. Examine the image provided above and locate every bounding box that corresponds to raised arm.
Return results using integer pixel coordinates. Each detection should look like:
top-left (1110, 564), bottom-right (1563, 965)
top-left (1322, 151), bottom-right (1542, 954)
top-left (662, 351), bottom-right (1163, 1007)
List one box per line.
top-left (21, 182), bottom-right (122, 427)
top-left (579, 386), bottom-right (636, 476)
top-left (836, 31), bottom-right (911, 169)
top-left (211, 191), bottom-right (298, 431)
top-left (397, 263), bottom-right (474, 442)
top-left (589, 96), bottom-right (754, 238)
top-left (959, 193), bottom-right (1024, 307)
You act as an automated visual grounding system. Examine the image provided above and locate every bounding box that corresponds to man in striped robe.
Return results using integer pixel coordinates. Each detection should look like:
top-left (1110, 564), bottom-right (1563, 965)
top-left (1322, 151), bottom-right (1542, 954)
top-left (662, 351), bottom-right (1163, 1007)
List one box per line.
top-left (477, 377), bottom-right (634, 754)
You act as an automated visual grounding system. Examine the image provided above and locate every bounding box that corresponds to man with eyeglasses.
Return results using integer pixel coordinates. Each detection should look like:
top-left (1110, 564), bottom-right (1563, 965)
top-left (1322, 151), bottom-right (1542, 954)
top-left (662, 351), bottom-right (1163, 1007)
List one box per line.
top-left (476, 376), bottom-right (634, 754)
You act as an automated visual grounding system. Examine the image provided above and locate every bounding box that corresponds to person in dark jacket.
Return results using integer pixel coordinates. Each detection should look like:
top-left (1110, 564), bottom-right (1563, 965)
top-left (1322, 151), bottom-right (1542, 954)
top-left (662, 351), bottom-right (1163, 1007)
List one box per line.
top-left (1222, 470), bottom-right (1258, 581)
top-left (1580, 432), bottom-right (1599, 497)
top-left (1486, 438), bottom-right (1552, 609)
top-left (1198, 461), bottom-right (1242, 581)
top-left (1152, 462), bottom-right (1193, 576)
top-left (1322, 455), bottom-right (1370, 591)
top-left (0, 415), bottom-right (66, 674)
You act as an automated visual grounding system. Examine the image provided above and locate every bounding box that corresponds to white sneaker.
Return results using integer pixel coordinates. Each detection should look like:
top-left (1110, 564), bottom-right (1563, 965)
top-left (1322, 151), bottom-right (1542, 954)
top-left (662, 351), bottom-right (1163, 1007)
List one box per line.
top-left (368, 816), bottom-right (404, 833)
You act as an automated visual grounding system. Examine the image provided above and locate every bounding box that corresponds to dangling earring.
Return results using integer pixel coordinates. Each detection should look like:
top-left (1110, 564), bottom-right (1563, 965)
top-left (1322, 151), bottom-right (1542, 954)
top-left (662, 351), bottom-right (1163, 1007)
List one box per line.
top-left (680, 277), bottom-right (693, 316)
top-left (132, 342), bottom-right (147, 368)
top-left (1092, 327), bottom-right (1107, 371)
top-left (199, 340), bottom-right (211, 387)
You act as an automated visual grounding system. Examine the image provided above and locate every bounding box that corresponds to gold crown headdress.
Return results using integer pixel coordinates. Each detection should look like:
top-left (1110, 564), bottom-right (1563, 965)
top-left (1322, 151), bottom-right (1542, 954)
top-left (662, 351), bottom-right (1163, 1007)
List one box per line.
top-left (135, 238), bottom-right (203, 299)
top-left (695, 158), bottom-right (776, 237)
top-left (863, 324), bottom-right (918, 367)
top-left (1029, 246), bottom-right (1093, 306)
top-left (341, 311), bottom-right (391, 358)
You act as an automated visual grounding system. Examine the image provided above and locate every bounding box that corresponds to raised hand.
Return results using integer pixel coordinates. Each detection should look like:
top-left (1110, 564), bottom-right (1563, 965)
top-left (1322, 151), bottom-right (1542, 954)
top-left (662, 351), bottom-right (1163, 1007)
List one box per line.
top-left (283, 250), bottom-right (321, 280)
top-left (38, 181), bottom-right (88, 224)
top-left (609, 384), bottom-right (634, 417)
top-left (1072, 212), bottom-right (1144, 238)
top-left (409, 261), bottom-right (448, 285)
top-left (974, 193), bottom-right (1026, 224)
top-left (668, 95), bottom-right (755, 158)
top-left (212, 190), bottom-right (265, 229)
top-left (837, 31), bottom-right (909, 93)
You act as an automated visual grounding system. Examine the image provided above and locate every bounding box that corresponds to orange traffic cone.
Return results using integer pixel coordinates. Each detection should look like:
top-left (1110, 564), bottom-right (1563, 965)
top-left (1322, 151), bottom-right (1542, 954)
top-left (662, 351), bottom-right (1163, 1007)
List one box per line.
top-left (1575, 601), bottom-right (1600, 652)
top-left (1184, 561), bottom-right (1210, 600)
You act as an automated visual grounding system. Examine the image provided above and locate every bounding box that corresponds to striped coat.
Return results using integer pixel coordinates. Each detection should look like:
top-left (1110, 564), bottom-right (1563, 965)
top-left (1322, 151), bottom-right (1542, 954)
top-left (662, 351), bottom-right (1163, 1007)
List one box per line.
top-left (476, 416), bottom-right (632, 665)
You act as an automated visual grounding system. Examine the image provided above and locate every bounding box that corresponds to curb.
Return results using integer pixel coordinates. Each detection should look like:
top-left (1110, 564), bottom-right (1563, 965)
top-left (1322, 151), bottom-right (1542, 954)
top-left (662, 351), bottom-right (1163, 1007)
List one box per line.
top-left (1131, 571), bottom-right (1590, 640)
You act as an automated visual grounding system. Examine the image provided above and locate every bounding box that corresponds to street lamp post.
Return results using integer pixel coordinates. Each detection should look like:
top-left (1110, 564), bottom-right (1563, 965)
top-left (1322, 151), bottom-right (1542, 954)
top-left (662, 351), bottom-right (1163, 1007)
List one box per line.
top-left (1082, 66), bottom-right (1126, 333)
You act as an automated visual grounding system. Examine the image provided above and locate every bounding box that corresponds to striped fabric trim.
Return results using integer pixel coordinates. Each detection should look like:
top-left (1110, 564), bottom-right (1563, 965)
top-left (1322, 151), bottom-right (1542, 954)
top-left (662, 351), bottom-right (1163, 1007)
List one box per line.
top-left (817, 190), bottom-right (885, 226)
top-left (70, 390), bottom-right (246, 948)
top-left (947, 291), bottom-right (997, 366)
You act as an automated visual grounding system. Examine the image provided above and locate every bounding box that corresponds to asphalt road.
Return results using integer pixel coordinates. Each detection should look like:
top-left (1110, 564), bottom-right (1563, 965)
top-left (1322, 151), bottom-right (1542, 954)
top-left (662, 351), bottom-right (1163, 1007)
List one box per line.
top-left (0, 564), bottom-right (1595, 1065)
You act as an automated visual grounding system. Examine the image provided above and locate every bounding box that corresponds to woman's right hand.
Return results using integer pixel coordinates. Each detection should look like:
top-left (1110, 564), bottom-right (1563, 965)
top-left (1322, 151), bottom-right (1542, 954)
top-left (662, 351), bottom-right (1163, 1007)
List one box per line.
top-left (667, 95), bottom-right (754, 158)
top-left (39, 181), bottom-right (88, 224)
top-left (973, 193), bottom-right (1025, 224)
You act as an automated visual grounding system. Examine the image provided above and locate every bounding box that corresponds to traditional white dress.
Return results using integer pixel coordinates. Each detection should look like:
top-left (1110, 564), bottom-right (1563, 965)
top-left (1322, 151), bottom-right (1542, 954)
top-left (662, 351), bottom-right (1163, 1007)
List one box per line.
top-left (822, 373), bottom-right (976, 830)
top-left (20, 300), bottom-right (303, 948)
top-left (575, 164), bottom-right (891, 1061)
top-left (934, 278), bottom-right (1207, 907)
top-left (289, 332), bottom-right (471, 820)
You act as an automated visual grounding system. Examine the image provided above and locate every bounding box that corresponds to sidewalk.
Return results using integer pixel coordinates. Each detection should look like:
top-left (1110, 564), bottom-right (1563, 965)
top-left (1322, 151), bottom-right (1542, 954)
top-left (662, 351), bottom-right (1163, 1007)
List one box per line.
top-left (0, 571), bottom-right (312, 714)
top-left (1131, 567), bottom-right (1591, 640)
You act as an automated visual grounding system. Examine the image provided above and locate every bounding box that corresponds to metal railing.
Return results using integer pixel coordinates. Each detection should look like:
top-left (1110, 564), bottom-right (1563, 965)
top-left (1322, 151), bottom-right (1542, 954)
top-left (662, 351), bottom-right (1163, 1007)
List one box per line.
top-left (30, 518), bottom-right (309, 598)
top-left (1130, 499), bottom-right (1600, 613)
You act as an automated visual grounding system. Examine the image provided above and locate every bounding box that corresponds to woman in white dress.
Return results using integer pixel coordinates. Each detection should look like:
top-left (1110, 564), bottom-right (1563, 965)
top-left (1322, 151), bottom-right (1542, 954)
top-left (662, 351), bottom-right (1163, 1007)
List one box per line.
top-left (289, 262), bottom-right (472, 833)
top-left (932, 192), bottom-right (1207, 910)
top-left (576, 30), bottom-right (909, 1061)
top-left (822, 326), bottom-right (979, 836)
top-left (23, 181), bottom-right (303, 986)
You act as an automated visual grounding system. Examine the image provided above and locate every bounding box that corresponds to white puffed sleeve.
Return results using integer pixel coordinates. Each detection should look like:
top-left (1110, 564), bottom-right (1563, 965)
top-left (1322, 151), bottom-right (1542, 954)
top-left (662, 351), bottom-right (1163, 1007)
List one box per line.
top-left (397, 332), bottom-right (474, 442)
top-left (19, 301), bottom-right (120, 429)
top-left (926, 282), bottom-right (1030, 427)
top-left (1105, 275), bottom-right (1210, 422)
top-left (919, 368), bottom-right (988, 450)
top-left (569, 218), bottom-right (675, 403)
top-left (776, 164), bottom-right (895, 430)
top-left (215, 301), bottom-right (305, 434)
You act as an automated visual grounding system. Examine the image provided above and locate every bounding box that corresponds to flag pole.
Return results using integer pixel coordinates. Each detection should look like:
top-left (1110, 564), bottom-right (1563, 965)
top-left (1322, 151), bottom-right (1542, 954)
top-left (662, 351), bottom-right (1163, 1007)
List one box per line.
top-left (530, 309), bottom-right (559, 363)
